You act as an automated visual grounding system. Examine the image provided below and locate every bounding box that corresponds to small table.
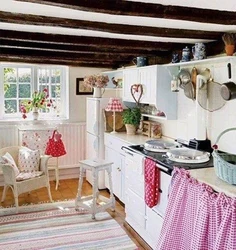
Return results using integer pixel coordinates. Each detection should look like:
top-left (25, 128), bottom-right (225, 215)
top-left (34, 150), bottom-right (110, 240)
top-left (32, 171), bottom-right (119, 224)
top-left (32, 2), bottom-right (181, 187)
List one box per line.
top-left (75, 159), bottom-right (115, 219)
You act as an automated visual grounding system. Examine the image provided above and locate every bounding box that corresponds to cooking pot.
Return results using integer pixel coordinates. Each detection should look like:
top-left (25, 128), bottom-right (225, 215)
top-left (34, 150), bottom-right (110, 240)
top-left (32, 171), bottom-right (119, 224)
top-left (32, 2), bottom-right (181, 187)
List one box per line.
top-left (220, 81), bottom-right (236, 100)
top-left (220, 62), bottom-right (236, 100)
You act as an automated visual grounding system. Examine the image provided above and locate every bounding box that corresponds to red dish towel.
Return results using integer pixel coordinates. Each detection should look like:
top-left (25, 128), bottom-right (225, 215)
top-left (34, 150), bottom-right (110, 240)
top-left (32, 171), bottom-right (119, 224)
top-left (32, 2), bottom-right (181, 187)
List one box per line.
top-left (144, 158), bottom-right (160, 208)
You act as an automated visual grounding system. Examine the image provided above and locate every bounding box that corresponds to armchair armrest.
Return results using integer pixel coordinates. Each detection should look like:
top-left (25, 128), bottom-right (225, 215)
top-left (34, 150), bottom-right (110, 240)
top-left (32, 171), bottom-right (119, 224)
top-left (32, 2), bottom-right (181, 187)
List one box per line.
top-left (39, 155), bottom-right (51, 174)
top-left (1, 164), bottom-right (17, 184)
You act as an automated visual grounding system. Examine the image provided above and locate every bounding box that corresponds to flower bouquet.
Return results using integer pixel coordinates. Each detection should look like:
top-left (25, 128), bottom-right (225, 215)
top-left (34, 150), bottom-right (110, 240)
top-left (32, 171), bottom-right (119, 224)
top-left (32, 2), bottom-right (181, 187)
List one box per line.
top-left (83, 74), bottom-right (109, 88)
top-left (20, 88), bottom-right (55, 119)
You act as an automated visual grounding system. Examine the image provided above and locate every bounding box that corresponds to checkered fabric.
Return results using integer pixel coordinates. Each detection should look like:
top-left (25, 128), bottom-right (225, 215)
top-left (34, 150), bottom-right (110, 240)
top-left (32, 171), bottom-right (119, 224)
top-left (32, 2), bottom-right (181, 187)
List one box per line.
top-left (144, 158), bottom-right (160, 208)
top-left (156, 168), bottom-right (236, 250)
top-left (105, 98), bottom-right (123, 112)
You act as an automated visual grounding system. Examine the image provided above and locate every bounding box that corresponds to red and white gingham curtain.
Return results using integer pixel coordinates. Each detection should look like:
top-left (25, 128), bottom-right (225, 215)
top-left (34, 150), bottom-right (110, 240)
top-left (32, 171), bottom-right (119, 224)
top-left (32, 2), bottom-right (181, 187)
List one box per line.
top-left (156, 168), bottom-right (236, 250)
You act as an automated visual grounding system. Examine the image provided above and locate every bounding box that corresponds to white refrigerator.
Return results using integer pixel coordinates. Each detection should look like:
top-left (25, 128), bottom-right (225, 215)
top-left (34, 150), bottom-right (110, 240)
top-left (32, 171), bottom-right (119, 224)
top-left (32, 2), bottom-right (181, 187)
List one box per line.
top-left (85, 97), bottom-right (110, 189)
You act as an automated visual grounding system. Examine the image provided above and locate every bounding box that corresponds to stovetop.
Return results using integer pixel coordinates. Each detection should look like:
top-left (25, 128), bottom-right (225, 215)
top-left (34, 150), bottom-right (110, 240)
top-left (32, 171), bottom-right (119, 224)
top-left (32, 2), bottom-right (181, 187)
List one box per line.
top-left (129, 145), bottom-right (214, 171)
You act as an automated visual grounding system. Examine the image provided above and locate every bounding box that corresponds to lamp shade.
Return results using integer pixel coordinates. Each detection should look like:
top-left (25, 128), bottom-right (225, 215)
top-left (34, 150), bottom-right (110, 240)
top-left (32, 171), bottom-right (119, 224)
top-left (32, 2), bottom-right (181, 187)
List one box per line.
top-left (105, 98), bottom-right (123, 112)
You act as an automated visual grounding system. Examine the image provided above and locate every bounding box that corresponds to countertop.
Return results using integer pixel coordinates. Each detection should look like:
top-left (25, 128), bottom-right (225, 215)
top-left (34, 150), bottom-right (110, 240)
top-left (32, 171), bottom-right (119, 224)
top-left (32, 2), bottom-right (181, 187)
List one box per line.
top-left (104, 131), bottom-right (173, 145)
top-left (105, 132), bottom-right (236, 198)
top-left (190, 168), bottom-right (236, 198)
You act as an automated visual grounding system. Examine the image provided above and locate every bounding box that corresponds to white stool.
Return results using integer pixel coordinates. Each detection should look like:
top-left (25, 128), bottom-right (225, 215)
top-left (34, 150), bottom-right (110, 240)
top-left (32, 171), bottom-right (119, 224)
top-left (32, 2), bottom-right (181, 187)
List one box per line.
top-left (75, 159), bottom-right (115, 219)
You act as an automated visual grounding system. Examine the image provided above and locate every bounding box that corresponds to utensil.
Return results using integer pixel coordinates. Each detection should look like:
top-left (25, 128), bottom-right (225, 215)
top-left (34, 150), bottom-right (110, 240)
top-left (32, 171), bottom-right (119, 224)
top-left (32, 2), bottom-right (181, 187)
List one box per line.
top-left (178, 69), bottom-right (194, 100)
top-left (191, 67), bottom-right (198, 99)
top-left (197, 69), bottom-right (226, 112)
top-left (220, 63), bottom-right (236, 100)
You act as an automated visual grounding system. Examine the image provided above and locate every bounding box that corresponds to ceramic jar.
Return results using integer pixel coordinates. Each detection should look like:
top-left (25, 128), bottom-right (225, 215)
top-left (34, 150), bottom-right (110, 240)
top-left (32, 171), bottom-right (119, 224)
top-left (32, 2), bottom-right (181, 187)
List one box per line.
top-left (171, 52), bottom-right (180, 63)
top-left (93, 87), bottom-right (105, 98)
top-left (181, 46), bottom-right (191, 62)
top-left (192, 43), bottom-right (206, 60)
top-left (133, 57), bottom-right (148, 67)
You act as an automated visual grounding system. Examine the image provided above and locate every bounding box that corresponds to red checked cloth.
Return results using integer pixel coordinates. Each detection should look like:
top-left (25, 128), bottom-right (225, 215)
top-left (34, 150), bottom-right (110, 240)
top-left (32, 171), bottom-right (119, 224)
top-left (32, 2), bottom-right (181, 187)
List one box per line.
top-left (144, 158), bottom-right (160, 208)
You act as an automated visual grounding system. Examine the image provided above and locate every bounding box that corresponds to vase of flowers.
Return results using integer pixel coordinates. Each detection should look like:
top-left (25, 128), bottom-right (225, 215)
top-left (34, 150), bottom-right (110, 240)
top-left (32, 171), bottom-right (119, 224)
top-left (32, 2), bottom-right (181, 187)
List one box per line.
top-left (84, 74), bottom-right (109, 98)
top-left (20, 88), bottom-right (55, 120)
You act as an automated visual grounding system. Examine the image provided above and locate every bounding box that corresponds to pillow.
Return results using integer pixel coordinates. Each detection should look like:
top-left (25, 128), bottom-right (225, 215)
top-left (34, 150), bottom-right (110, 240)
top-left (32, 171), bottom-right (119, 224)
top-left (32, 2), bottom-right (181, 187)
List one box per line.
top-left (0, 152), bottom-right (20, 177)
top-left (18, 148), bottom-right (40, 173)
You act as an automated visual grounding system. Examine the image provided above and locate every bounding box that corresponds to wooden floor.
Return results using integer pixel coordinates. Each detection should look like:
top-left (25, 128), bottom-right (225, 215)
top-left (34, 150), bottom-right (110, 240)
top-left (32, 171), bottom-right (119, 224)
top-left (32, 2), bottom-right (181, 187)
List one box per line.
top-left (0, 178), bottom-right (152, 250)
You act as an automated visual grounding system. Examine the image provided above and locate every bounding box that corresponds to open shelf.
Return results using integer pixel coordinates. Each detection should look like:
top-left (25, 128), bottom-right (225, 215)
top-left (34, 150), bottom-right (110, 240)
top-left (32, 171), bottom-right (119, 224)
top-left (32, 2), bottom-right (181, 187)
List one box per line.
top-left (141, 113), bottom-right (167, 120)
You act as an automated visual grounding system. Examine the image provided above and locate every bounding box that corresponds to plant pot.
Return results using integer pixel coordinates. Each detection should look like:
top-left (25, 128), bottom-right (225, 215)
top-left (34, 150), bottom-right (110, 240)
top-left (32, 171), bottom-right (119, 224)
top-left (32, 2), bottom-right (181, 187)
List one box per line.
top-left (125, 124), bottom-right (136, 135)
top-left (225, 45), bottom-right (235, 56)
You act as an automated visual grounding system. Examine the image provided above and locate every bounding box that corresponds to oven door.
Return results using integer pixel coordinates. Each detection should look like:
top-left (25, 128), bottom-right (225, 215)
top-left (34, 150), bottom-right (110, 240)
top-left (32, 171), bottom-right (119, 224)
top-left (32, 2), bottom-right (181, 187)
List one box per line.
top-left (152, 163), bottom-right (172, 218)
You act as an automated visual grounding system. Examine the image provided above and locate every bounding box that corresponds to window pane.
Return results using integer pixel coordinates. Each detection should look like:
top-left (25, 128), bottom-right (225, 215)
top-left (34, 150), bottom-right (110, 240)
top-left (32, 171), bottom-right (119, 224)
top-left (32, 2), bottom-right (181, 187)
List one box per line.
top-left (4, 84), bottom-right (17, 98)
top-left (19, 84), bottom-right (31, 98)
top-left (5, 100), bottom-right (17, 113)
top-left (18, 68), bottom-right (31, 83)
top-left (38, 69), bottom-right (49, 83)
top-left (51, 69), bottom-right (61, 83)
top-left (4, 68), bottom-right (16, 84)
top-left (51, 85), bottom-right (61, 98)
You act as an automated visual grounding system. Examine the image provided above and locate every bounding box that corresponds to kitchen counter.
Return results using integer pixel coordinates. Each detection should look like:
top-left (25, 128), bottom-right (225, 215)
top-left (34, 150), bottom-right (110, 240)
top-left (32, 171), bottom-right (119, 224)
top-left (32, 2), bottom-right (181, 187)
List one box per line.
top-left (190, 168), bottom-right (236, 198)
top-left (106, 132), bottom-right (236, 198)
top-left (104, 131), bottom-right (174, 146)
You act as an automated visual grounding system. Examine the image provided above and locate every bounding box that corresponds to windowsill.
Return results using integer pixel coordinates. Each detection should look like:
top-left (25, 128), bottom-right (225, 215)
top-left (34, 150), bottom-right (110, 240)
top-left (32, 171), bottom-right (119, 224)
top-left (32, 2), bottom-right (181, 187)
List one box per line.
top-left (0, 117), bottom-right (69, 125)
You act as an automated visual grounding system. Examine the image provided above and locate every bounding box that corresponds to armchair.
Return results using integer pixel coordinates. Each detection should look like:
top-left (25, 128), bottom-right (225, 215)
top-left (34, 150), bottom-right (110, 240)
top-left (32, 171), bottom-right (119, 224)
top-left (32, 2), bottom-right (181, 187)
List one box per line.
top-left (0, 146), bottom-right (53, 212)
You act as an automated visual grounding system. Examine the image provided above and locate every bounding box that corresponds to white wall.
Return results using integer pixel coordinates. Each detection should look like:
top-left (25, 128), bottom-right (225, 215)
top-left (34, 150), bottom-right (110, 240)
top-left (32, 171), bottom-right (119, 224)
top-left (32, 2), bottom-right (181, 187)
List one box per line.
top-left (158, 58), bottom-right (236, 154)
top-left (68, 66), bottom-right (123, 122)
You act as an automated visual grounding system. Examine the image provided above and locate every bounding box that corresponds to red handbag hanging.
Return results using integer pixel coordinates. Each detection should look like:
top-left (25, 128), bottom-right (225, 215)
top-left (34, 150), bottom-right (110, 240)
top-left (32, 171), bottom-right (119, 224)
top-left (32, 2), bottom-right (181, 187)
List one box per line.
top-left (45, 130), bottom-right (66, 157)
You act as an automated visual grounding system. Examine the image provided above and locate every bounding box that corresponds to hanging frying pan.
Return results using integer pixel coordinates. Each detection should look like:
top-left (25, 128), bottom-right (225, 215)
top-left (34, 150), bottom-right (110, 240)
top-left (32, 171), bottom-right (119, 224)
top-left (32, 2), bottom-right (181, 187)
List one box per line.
top-left (220, 63), bottom-right (236, 100)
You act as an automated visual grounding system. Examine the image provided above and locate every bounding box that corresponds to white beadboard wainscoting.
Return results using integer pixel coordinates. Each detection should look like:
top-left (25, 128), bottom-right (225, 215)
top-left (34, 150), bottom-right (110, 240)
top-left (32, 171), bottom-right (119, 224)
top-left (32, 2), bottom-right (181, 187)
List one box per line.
top-left (0, 122), bottom-right (86, 186)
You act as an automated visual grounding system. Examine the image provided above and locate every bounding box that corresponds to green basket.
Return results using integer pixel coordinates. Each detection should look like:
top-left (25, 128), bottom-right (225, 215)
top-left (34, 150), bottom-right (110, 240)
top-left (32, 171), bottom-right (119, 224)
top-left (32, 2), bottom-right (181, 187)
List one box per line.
top-left (212, 128), bottom-right (236, 185)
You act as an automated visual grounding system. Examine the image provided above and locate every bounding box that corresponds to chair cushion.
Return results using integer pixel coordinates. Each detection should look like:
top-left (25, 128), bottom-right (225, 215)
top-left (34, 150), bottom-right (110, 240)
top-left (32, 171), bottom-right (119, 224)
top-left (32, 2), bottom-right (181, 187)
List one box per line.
top-left (0, 152), bottom-right (20, 176)
top-left (16, 171), bottom-right (44, 181)
top-left (18, 148), bottom-right (41, 173)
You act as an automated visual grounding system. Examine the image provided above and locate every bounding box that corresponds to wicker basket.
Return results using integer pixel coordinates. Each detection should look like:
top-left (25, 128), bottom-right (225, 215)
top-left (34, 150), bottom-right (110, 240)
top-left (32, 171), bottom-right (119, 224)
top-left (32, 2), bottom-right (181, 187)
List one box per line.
top-left (212, 128), bottom-right (236, 185)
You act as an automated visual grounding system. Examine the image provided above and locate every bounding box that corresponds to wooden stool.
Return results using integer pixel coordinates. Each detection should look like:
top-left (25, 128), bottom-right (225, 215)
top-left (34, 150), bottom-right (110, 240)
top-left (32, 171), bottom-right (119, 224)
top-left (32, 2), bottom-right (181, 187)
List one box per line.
top-left (75, 159), bottom-right (115, 219)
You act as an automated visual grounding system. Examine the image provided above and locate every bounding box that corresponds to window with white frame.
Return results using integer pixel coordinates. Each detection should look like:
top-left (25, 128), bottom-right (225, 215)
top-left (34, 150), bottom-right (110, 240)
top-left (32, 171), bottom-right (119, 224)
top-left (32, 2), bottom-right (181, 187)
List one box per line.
top-left (0, 64), bottom-right (69, 120)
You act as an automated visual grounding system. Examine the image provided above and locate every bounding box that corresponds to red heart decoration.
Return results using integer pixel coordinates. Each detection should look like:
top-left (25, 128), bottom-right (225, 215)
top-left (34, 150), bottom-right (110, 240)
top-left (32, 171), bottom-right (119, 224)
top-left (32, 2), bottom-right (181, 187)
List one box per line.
top-left (130, 84), bottom-right (143, 104)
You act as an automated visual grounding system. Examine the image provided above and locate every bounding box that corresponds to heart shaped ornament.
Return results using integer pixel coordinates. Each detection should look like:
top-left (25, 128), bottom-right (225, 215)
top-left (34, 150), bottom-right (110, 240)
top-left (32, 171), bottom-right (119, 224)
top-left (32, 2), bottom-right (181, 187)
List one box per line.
top-left (130, 84), bottom-right (143, 104)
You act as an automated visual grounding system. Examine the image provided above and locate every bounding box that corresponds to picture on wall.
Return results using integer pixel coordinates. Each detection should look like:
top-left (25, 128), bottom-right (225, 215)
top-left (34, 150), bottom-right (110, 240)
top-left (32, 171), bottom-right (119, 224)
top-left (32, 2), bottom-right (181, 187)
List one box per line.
top-left (76, 78), bottom-right (93, 95)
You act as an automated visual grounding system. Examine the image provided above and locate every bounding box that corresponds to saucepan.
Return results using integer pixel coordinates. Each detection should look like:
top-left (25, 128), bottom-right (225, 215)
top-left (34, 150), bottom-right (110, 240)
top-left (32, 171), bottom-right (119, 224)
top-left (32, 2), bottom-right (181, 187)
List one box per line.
top-left (220, 63), bottom-right (236, 100)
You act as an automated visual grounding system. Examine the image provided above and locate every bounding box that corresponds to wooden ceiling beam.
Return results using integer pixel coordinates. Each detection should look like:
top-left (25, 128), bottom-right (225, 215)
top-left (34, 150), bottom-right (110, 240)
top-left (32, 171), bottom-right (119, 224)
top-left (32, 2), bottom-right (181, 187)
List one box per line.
top-left (0, 29), bottom-right (183, 51)
top-left (0, 11), bottom-right (222, 40)
top-left (15, 0), bottom-right (236, 25)
top-left (0, 55), bottom-right (116, 68)
top-left (0, 47), bottom-right (134, 62)
top-left (0, 38), bottom-right (170, 57)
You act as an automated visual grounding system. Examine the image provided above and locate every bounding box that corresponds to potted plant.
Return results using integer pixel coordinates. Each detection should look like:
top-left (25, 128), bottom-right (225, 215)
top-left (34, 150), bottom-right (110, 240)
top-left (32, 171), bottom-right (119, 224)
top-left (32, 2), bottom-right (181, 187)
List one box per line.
top-left (222, 33), bottom-right (236, 56)
top-left (122, 107), bottom-right (141, 135)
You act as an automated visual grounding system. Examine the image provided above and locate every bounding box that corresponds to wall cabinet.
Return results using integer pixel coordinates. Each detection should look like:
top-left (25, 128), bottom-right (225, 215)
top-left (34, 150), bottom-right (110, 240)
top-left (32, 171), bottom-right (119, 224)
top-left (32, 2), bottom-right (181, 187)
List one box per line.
top-left (104, 133), bottom-right (129, 203)
top-left (123, 65), bottom-right (178, 119)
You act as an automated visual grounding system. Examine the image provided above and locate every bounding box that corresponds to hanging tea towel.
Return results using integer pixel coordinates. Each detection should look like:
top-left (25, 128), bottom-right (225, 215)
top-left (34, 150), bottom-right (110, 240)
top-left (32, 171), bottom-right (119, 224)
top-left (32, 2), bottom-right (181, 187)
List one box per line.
top-left (144, 157), bottom-right (160, 208)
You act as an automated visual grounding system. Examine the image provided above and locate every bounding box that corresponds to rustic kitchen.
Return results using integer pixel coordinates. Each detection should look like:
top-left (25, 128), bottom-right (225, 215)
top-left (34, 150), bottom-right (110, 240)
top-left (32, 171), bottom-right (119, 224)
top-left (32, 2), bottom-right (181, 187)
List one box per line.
top-left (0, 1), bottom-right (236, 250)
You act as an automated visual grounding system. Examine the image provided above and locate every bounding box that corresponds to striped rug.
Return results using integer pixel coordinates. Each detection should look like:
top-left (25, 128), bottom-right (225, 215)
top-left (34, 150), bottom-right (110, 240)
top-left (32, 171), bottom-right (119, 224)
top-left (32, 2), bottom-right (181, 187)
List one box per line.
top-left (0, 201), bottom-right (138, 250)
